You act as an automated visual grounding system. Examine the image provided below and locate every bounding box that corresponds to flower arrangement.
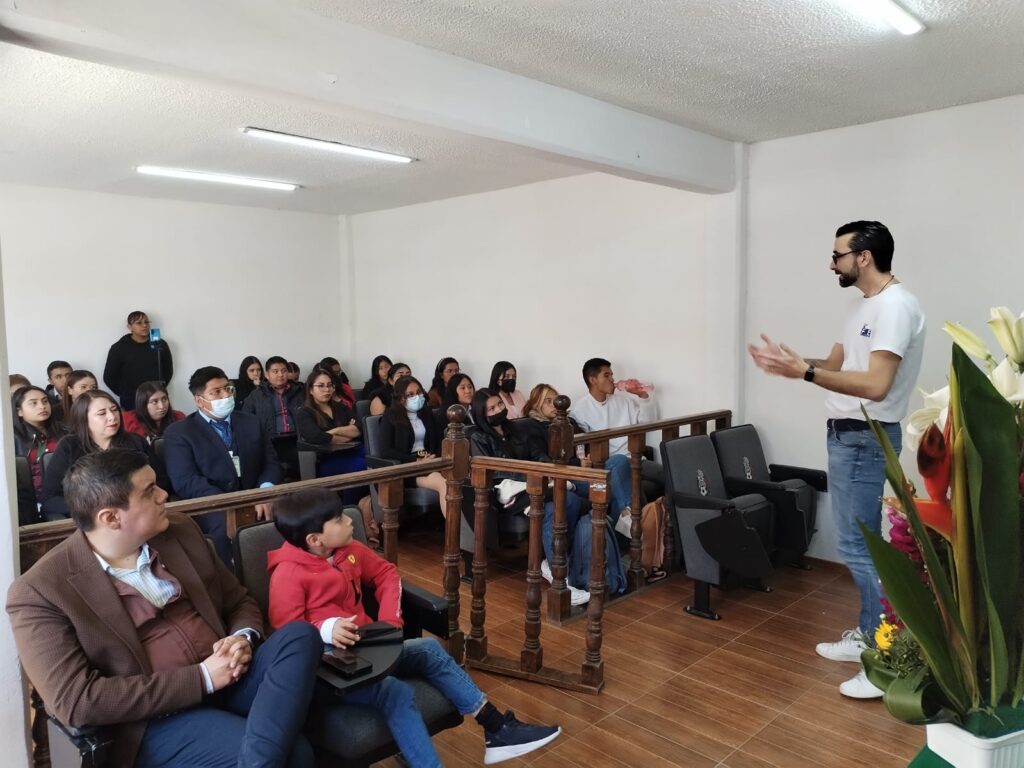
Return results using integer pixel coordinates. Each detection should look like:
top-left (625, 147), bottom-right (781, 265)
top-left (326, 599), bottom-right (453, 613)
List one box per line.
top-left (860, 307), bottom-right (1024, 738)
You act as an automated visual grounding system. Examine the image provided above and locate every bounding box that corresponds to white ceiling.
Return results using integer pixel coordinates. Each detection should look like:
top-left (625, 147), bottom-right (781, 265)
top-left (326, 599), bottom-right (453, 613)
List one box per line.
top-left (0, 43), bottom-right (584, 215)
top-left (292, 0), bottom-right (1024, 142)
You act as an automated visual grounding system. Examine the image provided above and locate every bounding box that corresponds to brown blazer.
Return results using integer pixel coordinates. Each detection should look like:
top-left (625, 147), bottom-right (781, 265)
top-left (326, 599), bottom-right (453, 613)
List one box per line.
top-left (6, 512), bottom-right (264, 768)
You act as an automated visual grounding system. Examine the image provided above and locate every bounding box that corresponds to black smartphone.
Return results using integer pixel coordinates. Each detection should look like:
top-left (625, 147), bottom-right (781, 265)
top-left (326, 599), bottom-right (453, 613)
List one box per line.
top-left (356, 621), bottom-right (403, 646)
top-left (320, 648), bottom-right (372, 679)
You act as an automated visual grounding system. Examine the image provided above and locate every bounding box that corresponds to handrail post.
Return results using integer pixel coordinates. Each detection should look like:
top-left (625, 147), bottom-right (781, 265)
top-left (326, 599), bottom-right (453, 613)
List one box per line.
top-left (660, 426), bottom-right (680, 574)
top-left (466, 465), bottom-right (491, 662)
top-left (379, 479), bottom-right (404, 565)
top-left (441, 406), bottom-right (469, 663)
top-left (589, 439), bottom-right (609, 470)
top-left (521, 474), bottom-right (546, 673)
top-left (546, 395), bottom-right (573, 621)
top-left (625, 433), bottom-right (646, 591)
top-left (582, 478), bottom-right (607, 689)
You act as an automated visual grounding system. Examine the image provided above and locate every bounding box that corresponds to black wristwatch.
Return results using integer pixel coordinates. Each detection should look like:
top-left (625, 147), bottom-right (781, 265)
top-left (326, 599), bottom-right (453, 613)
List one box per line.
top-left (236, 628), bottom-right (261, 648)
top-left (804, 364), bottom-right (816, 382)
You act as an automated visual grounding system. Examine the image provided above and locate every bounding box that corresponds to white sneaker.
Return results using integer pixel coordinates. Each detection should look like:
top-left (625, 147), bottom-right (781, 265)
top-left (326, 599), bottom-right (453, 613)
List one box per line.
top-left (540, 560), bottom-right (553, 584)
top-left (839, 669), bottom-right (883, 699)
top-left (815, 629), bottom-right (866, 662)
top-left (569, 586), bottom-right (591, 606)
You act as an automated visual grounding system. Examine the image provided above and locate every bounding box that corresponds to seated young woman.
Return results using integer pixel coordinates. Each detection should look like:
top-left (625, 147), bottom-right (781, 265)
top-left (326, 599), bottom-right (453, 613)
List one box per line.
top-left (437, 372), bottom-right (476, 430)
top-left (12, 385), bottom-right (66, 503)
top-left (488, 361), bottom-right (528, 419)
top-left (426, 357), bottom-right (460, 409)
top-left (60, 370), bottom-right (98, 423)
top-left (234, 355), bottom-right (263, 407)
top-left (377, 375), bottom-right (448, 511)
top-left (121, 381), bottom-right (185, 443)
top-left (319, 357), bottom-right (357, 408)
top-left (39, 390), bottom-right (154, 521)
top-left (359, 354), bottom-right (392, 401)
top-left (368, 361), bottom-right (411, 416)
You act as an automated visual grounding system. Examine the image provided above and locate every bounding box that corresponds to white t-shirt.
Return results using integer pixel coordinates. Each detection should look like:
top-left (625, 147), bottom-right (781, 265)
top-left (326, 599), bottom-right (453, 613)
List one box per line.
top-left (409, 413), bottom-right (426, 452)
top-left (823, 284), bottom-right (926, 423)
top-left (570, 390), bottom-right (658, 456)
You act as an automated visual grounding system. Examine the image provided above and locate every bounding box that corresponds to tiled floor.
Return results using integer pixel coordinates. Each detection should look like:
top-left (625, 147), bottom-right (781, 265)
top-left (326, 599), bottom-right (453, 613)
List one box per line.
top-left (373, 528), bottom-right (925, 767)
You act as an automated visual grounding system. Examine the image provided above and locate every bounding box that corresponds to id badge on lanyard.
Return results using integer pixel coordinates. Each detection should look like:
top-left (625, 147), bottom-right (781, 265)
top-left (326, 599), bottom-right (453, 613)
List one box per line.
top-left (229, 451), bottom-right (242, 478)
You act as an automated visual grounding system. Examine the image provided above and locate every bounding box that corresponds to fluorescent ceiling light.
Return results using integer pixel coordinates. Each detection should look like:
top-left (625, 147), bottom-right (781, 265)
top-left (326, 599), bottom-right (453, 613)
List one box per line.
top-left (243, 127), bottom-right (415, 164)
top-left (860, 0), bottom-right (926, 35)
top-left (136, 165), bottom-right (299, 191)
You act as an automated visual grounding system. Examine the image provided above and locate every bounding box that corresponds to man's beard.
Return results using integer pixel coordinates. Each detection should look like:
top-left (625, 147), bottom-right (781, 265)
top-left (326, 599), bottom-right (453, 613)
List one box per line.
top-left (836, 263), bottom-right (859, 288)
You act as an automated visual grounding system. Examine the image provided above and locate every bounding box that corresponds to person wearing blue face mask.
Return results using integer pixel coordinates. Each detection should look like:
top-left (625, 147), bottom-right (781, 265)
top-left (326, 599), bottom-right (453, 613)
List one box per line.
top-left (377, 375), bottom-right (448, 510)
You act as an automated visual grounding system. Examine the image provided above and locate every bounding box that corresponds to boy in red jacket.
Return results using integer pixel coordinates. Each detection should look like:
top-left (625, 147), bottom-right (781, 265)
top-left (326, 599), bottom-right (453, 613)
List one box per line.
top-left (268, 488), bottom-right (561, 766)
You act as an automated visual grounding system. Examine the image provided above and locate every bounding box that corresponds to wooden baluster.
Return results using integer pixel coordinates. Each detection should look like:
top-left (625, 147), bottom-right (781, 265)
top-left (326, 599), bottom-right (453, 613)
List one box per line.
top-left (547, 395), bottom-right (573, 621)
top-left (441, 405), bottom-right (469, 663)
top-left (379, 479), bottom-right (404, 565)
top-left (626, 433), bottom-right (646, 591)
top-left (661, 426), bottom-right (680, 446)
top-left (589, 439), bottom-right (609, 470)
top-left (521, 474), bottom-right (546, 673)
top-left (466, 465), bottom-right (491, 661)
top-left (715, 414), bottom-right (732, 430)
top-left (581, 478), bottom-right (607, 689)
top-left (660, 425), bottom-right (680, 573)
top-left (690, 421), bottom-right (708, 436)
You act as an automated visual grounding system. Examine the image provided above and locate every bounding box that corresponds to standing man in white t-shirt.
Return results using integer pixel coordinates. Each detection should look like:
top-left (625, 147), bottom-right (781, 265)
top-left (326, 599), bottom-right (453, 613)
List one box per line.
top-left (748, 221), bottom-right (925, 700)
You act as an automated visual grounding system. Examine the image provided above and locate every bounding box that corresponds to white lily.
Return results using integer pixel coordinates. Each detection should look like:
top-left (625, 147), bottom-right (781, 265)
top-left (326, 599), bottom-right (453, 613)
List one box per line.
top-left (989, 357), bottom-right (1024, 403)
top-left (905, 385), bottom-right (950, 454)
top-left (987, 307), bottom-right (1024, 367)
top-left (943, 322), bottom-right (995, 369)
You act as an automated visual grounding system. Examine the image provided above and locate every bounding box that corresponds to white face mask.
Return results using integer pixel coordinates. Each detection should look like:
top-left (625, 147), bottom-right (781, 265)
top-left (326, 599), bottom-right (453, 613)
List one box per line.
top-left (405, 394), bottom-right (426, 413)
top-left (209, 396), bottom-right (235, 419)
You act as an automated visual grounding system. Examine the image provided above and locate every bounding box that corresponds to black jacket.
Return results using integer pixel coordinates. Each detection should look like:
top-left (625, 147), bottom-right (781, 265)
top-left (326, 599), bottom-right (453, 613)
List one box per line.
top-left (378, 408), bottom-right (441, 463)
top-left (242, 381), bottom-right (304, 437)
top-left (295, 402), bottom-right (358, 449)
top-left (103, 334), bottom-right (173, 410)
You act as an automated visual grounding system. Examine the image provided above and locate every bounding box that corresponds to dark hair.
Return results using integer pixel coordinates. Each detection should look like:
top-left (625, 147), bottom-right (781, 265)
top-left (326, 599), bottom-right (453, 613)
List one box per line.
top-left (835, 220), bottom-right (894, 273)
top-left (287, 361), bottom-right (300, 374)
top-left (303, 369), bottom-right (339, 430)
top-left (12, 385), bottom-right (63, 450)
top-left (235, 356), bottom-right (263, 403)
top-left (126, 310), bottom-right (148, 324)
top-left (487, 361), bottom-right (516, 392)
top-left (62, 370), bottom-right (98, 419)
top-left (319, 357), bottom-right (349, 386)
top-left (68, 390), bottom-right (132, 453)
top-left (9, 373), bottom-right (30, 390)
top-left (582, 358), bottom-right (611, 387)
top-left (264, 355), bottom-right (288, 371)
top-left (429, 357), bottom-right (459, 398)
top-left (47, 360), bottom-right (72, 377)
top-left (133, 381), bottom-right (177, 439)
top-left (470, 389), bottom-right (504, 441)
top-left (65, 449), bottom-right (151, 531)
top-left (386, 375), bottom-right (426, 425)
top-left (388, 362), bottom-right (410, 384)
top-left (361, 355), bottom-right (393, 399)
top-left (442, 373), bottom-right (475, 410)
top-left (188, 366), bottom-right (229, 396)
top-left (273, 488), bottom-right (346, 550)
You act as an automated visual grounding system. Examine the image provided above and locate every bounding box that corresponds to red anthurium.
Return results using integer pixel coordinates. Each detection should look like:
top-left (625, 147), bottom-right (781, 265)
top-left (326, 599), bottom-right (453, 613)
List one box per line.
top-left (917, 422), bottom-right (951, 502)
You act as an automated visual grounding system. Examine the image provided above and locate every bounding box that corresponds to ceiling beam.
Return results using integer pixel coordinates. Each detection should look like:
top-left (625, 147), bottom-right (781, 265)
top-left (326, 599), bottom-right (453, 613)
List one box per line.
top-left (0, 0), bottom-right (736, 193)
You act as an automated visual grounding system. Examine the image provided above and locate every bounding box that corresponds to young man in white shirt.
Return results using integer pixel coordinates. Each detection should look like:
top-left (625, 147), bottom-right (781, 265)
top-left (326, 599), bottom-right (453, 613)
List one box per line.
top-left (749, 220), bottom-right (926, 700)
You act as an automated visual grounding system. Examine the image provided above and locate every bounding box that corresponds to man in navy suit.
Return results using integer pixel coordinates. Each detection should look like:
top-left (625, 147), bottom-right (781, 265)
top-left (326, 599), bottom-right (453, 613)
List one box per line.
top-left (164, 366), bottom-right (283, 562)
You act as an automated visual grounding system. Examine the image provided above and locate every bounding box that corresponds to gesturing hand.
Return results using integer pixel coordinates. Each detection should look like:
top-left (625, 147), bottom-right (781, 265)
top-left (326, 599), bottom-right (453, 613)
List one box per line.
top-left (748, 334), bottom-right (807, 379)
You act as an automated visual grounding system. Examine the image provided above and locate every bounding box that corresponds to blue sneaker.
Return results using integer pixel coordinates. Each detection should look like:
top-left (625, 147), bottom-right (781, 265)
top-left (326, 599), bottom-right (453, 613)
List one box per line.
top-left (483, 710), bottom-right (561, 764)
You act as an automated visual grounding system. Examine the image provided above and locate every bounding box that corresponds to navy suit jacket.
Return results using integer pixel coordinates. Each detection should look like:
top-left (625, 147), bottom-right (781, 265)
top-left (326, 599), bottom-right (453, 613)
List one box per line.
top-left (163, 410), bottom-right (283, 499)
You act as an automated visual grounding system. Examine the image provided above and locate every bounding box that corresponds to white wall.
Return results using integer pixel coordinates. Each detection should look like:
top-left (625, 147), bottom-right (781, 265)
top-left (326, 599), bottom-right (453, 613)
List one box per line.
top-left (745, 95), bottom-right (1024, 560)
top-left (0, 185), bottom-right (347, 409)
top-left (345, 172), bottom-right (745, 422)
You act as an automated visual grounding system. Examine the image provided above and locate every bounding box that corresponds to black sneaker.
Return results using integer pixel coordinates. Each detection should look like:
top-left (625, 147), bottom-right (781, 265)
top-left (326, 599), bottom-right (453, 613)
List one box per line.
top-left (483, 710), bottom-right (561, 764)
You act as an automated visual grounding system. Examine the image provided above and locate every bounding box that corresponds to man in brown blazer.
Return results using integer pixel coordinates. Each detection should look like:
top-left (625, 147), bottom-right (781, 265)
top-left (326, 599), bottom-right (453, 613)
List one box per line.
top-left (7, 449), bottom-right (322, 767)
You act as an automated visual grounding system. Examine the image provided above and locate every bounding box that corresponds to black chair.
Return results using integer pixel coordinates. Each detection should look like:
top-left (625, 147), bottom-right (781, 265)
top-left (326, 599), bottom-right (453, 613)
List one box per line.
top-left (271, 433), bottom-right (300, 481)
top-left (661, 434), bottom-right (776, 620)
top-left (232, 513), bottom-right (462, 766)
top-left (15, 456), bottom-right (40, 526)
top-left (355, 398), bottom-right (372, 435)
top-left (363, 415), bottom-right (442, 522)
top-left (711, 424), bottom-right (827, 568)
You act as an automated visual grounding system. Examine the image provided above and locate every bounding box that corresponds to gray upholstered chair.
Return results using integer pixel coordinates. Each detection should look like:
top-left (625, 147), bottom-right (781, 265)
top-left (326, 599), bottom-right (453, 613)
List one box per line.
top-left (711, 424), bottom-right (827, 568)
top-left (661, 434), bottom-right (776, 620)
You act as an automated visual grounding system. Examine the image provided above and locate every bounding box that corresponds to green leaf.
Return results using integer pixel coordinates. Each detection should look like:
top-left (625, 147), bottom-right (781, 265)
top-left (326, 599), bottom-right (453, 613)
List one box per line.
top-left (861, 525), bottom-right (970, 716)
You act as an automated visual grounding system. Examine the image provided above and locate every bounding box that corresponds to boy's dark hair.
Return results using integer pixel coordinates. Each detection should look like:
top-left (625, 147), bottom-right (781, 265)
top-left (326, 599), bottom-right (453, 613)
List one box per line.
top-left (835, 220), bottom-right (894, 272)
top-left (264, 355), bottom-right (288, 371)
top-left (188, 366), bottom-right (229, 395)
top-left (47, 360), bottom-right (71, 376)
top-left (274, 488), bottom-right (345, 550)
top-left (582, 357), bottom-right (611, 387)
top-left (127, 310), bottom-right (147, 324)
top-left (65, 449), bottom-right (151, 531)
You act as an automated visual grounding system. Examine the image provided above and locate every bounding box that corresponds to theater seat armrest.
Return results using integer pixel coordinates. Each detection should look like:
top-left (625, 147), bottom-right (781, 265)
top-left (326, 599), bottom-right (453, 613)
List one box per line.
top-left (724, 477), bottom-right (798, 511)
top-left (48, 717), bottom-right (113, 765)
top-left (671, 491), bottom-right (732, 511)
top-left (400, 581), bottom-right (449, 639)
top-left (769, 464), bottom-right (828, 492)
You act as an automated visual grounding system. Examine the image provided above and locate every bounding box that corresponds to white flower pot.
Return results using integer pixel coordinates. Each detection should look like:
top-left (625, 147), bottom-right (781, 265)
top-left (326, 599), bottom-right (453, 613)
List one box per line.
top-left (926, 723), bottom-right (1024, 768)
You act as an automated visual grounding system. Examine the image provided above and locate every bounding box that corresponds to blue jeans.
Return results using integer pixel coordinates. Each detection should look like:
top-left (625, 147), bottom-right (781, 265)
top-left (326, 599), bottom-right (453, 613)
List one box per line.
top-left (827, 422), bottom-right (902, 635)
top-left (542, 490), bottom-right (584, 565)
top-left (341, 638), bottom-right (486, 768)
top-left (136, 622), bottom-right (323, 768)
top-left (573, 453), bottom-right (632, 523)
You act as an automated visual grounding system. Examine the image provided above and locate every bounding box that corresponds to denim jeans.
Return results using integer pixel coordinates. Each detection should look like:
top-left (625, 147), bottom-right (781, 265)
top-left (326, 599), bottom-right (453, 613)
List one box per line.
top-left (573, 453), bottom-right (632, 523)
top-left (341, 637), bottom-right (486, 768)
top-left (136, 622), bottom-right (322, 768)
top-left (827, 421), bottom-right (902, 635)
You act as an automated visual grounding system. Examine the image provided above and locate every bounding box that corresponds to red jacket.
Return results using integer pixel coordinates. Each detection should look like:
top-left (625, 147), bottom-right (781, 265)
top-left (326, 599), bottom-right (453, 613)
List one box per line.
top-left (267, 540), bottom-right (403, 633)
top-left (122, 409), bottom-right (186, 439)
